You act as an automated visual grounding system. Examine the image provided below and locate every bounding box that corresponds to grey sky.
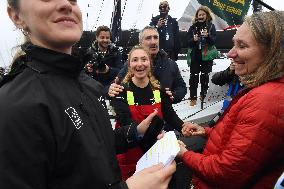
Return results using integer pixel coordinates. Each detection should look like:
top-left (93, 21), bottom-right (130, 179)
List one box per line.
top-left (0, 0), bottom-right (280, 67)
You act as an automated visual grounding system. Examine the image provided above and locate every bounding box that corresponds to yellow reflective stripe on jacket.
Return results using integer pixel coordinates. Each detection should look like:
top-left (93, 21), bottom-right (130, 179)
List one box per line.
top-left (126, 90), bottom-right (161, 105)
top-left (153, 90), bottom-right (161, 103)
top-left (127, 91), bottom-right (135, 105)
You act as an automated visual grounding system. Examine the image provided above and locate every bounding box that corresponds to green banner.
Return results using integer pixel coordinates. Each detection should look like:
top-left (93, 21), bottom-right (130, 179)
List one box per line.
top-left (198, 0), bottom-right (252, 26)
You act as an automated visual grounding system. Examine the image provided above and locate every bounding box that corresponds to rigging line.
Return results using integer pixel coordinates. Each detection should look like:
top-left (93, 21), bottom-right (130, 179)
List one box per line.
top-left (0, 52), bottom-right (5, 68)
top-left (110, 0), bottom-right (121, 29)
top-left (110, 0), bottom-right (127, 30)
top-left (110, 0), bottom-right (117, 28)
top-left (121, 0), bottom-right (128, 18)
top-left (110, 0), bottom-right (128, 38)
top-left (126, 0), bottom-right (144, 46)
top-left (85, 4), bottom-right (90, 31)
top-left (0, 40), bottom-right (8, 67)
top-left (5, 40), bottom-right (14, 67)
top-left (130, 0), bottom-right (144, 29)
top-left (90, 0), bottom-right (106, 31)
top-left (109, 0), bottom-right (129, 28)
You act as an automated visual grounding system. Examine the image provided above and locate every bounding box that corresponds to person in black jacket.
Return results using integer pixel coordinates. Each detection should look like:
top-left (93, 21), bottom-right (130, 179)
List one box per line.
top-left (84, 25), bottom-right (123, 88)
top-left (211, 61), bottom-right (239, 86)
top-left (150, 1), bottom-right (180, 61)
top-left (111, 26), bottom-right (186, 105)
top-left (0, 1), bottom-right (176, 189)
top-left (187, 6), bottom-right (217, 106)
top-left (211, 60), bottom-right (242, 111)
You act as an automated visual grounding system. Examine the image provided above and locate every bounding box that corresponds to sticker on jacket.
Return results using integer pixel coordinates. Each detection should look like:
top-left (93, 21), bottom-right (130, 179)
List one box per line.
top-left (65, 107), bottom-right (84, 129)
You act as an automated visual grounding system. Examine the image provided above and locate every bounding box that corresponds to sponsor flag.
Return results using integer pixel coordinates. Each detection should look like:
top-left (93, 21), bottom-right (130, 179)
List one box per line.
top-left (178, 0), bottom-right (252, 30)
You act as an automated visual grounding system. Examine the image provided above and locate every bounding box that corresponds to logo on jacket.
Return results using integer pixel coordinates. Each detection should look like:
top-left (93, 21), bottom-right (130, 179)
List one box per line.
top-left (65, 107), bottom-right (83, 129)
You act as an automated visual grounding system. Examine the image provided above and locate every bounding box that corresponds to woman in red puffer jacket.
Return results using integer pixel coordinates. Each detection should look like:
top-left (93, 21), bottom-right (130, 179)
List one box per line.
top-left (178, 11), bottom-right (284, 189)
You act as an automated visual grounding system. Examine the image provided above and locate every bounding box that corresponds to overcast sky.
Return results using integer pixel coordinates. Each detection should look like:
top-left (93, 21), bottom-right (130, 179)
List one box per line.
top-left (0, 0), bottom-right (280, 67)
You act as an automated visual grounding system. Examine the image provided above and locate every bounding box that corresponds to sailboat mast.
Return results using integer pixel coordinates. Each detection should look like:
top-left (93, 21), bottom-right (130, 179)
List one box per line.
top-left (111, 0), bottom-right (122, 44)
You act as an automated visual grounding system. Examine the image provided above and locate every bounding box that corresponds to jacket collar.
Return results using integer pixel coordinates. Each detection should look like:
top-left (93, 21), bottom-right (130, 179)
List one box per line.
top-left (22, 42), bottom-right (83, 75)
top-left (153, 50), bottom-right (169, 68)
top-left (153, 50), bottom-right (167, 62)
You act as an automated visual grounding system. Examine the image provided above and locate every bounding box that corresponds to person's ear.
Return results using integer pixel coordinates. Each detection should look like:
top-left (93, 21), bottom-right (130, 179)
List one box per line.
top-left (7, 6), bottom-right (26, 30)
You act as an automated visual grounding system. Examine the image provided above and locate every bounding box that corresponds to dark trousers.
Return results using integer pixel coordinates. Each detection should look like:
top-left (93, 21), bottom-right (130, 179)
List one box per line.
top-left (169, 162), bottom-right (192, 189)
top-left (169, 133), bottom-right (207, 189)
top-left (189, 51), bottom-right (213, 100)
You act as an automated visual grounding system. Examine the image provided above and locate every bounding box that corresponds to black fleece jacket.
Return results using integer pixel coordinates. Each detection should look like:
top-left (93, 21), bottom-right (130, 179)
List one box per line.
top-left (0, 43), bottom-right (140, 189)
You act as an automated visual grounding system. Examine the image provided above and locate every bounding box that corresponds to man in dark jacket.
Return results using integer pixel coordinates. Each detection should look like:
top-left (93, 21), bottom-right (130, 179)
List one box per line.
top-left (150, 1), bottom-right (180, 61)
top-left (115, 26), bottom-right (186, 104)
top-left (84, 25), bottom-right (123, 88)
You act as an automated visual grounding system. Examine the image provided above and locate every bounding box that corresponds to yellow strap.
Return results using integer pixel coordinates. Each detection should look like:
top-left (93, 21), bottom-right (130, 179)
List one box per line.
top-left (127, 90), bottom-right (161, 105)
top-left (127, 91), bottom-right (135, 105)
top-left (153, 90), bottom-right (161, 103)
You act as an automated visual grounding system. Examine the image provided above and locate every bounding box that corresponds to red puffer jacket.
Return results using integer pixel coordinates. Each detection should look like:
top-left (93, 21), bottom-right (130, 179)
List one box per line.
top-left (183, 77), bottom-right (284, 189)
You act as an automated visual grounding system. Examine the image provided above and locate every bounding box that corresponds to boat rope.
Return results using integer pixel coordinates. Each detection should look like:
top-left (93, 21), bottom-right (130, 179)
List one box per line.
top-left (0, 52), bottom-right (5, 68)
top-left (90, 0), bottom-right (107, 31)
top-left (110, 0), bottom-right (119, 30)
top-left (110, 0), bottom-right (128, 23)
top-left (121, 0), bottom-right (128, 18)
top-left (126, 0), bottom-right (144, 46)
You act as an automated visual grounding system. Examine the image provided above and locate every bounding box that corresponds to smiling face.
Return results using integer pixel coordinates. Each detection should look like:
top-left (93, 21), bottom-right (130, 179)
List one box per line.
top-left (227, 23), bottom-right (264, 77)
top-left (96, 31), bottom-right (111, 51)
top-left (159, 1), bottom-right (169, 16)
top-left (129, 49), bottom-right (151, 82)
top-left (8, 0), bottom-right (83, 54)
top-left (197, 10), bottom-right (207, 22)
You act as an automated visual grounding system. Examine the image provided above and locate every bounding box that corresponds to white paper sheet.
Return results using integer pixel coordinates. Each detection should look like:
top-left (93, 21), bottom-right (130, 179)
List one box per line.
top-left (135, 131), bottom-right (180, 173)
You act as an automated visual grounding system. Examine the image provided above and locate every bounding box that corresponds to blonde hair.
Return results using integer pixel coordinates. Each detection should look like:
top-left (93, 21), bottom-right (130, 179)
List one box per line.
top-left (122, 46), bottom-right (160, 89)
top-left (192, 5), bottom-right (214, 24)
top-left (241, 11), bottom-right (284, 87)
top-left (7, 0), bottom-right (30, 67)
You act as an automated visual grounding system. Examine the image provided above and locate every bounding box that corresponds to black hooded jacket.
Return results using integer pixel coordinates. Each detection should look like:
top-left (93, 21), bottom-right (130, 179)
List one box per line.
top-left (0, 43), bottom-right (139, 189)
